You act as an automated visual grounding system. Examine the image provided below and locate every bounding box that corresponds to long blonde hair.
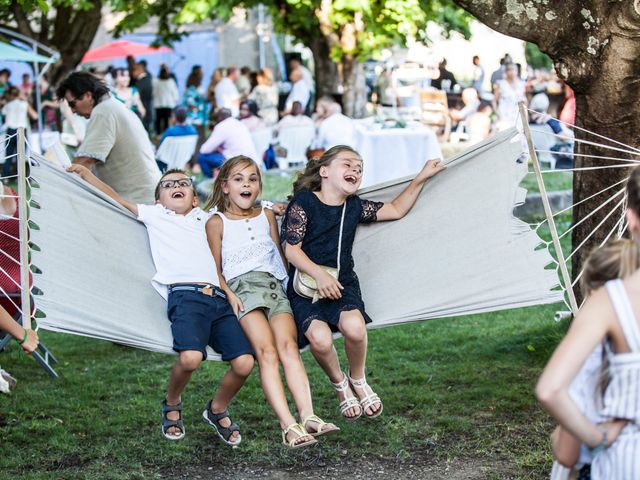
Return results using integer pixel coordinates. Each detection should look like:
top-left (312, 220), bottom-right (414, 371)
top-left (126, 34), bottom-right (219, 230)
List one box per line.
top-left (204, 156), bottom-right (262, 212)
top-left (580, 238), bottom-right (640, 296)
top-left (289, 145), bottom-right (362, 200)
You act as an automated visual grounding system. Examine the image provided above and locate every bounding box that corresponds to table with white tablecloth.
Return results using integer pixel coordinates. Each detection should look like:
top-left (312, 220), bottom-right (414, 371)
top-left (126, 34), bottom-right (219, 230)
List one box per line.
top-left (353, 120), bottom-right (443, 188)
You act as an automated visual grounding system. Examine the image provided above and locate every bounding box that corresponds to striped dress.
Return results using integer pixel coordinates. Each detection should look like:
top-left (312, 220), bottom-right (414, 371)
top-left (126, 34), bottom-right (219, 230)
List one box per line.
top-left (591, 279), bottom-right (640, 479)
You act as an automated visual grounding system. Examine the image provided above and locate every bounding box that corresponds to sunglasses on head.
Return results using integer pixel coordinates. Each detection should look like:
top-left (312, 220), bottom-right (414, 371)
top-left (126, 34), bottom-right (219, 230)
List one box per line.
top-left (159, 178), bottom-right (193, 189)
top-left (66, 96), bottom-right (83, 109)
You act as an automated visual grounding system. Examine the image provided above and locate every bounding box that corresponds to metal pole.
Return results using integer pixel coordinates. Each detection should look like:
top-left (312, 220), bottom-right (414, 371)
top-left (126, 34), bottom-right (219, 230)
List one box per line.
top-left (258, 4), bottom-right (266, 69)
top-left (519, 102), bottom-right (579, 315)
top-left (16, 127), bottom-right (31, 330)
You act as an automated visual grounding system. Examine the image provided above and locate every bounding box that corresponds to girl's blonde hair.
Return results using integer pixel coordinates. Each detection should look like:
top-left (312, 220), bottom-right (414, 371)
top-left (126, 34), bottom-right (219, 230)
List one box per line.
top-left (204, 156), bottom-right (262, 212)
top-left (289, 145), bottom-right (362, 200)
top-left (580, 238), bottom-right (640, 296)
top-left (258, 68), bottom-right (273, 86)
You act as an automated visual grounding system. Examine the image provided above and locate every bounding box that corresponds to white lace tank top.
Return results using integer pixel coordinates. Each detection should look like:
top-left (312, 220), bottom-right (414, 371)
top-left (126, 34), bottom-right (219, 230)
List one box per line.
top-left (216, 208), bottom-right (288, 282)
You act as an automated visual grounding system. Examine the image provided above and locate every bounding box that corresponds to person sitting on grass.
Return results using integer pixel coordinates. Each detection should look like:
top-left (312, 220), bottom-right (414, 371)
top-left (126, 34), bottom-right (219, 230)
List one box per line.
top-left (66, 165), bottom-right (255, 445)
top-left (205, 156), bottom-right (339, 448)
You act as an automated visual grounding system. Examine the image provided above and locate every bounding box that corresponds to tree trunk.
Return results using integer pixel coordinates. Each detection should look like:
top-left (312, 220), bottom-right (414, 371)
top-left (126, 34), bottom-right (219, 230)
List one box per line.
top-left (452, 0), bottom-right (640, 301)
top-left (341, 56), bottom-right (367, 118)
top-left (308, 36), bottom-right (340, 99)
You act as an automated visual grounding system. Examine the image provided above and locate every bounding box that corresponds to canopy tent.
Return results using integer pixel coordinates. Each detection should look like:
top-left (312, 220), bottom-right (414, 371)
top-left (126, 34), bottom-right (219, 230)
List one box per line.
top-left (26, 128), bottom-right (564, 360)
top-left (81, 40), bottom-right (172, 63)
top-left (0, 40), bottom-right (56, 64)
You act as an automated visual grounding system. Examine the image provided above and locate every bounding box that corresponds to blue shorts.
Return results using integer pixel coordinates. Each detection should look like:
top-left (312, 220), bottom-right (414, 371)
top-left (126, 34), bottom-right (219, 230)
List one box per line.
top-left (167, 288), bottom-right (254, 361)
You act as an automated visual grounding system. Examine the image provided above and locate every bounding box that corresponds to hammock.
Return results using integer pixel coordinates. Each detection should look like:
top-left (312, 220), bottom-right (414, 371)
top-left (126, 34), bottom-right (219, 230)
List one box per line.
top-left (22, 128), bottom-right (562, 360)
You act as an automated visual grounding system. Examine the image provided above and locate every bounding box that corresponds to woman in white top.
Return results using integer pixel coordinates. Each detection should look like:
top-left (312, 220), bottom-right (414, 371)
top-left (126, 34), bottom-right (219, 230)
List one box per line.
top-left (493, 62), bottom-right (526, 131)
top-left (537, 167), bottom-right (640, 480)
top-left (248, 68), bottom-right (279, 126)
top-left (205, 156), bottom-right (339, 449)
top-left (153, 64), bottom-right (179, 135)
top-left (113, 68), bottom-right (145, 120)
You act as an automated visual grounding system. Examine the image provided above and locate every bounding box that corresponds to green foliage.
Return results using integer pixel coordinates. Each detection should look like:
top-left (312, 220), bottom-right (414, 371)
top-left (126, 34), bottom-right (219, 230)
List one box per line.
top-left (525, 42), bottom-right (553, 70)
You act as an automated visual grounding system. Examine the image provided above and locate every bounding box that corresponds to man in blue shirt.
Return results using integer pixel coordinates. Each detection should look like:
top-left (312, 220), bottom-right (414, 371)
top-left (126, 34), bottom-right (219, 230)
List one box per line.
top-left (159, 106), bottom-right (197, 144)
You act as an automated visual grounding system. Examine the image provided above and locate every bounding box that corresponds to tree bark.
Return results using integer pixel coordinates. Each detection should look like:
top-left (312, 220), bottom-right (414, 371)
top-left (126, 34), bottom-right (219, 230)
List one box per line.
top-left (308, 36), bottom-right (340, 99)
top-left (341, 56), bottom-right (367, 118)
top-left (453, 0), bottom-right (640, 302)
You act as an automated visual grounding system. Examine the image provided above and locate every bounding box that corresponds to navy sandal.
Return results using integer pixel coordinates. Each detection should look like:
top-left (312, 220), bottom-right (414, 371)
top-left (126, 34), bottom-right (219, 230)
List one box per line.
top-left (202, 400), bottom-right (241, 446)
top-left (161, 399), bottom-right (185, 441)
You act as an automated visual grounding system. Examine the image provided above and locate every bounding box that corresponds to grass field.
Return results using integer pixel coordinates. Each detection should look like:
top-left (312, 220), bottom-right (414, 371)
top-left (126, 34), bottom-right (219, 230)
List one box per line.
top-left (0, 303), bottom-right (567, 479)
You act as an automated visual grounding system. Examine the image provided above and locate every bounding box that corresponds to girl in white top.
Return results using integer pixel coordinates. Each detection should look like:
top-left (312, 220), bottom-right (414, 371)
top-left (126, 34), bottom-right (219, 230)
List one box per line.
top-left (549, 239), bottom-right (640, 479)
top-left (537, 166), bottom-right (640, 480)
top-left (205, 155), bottom-right (339, 449)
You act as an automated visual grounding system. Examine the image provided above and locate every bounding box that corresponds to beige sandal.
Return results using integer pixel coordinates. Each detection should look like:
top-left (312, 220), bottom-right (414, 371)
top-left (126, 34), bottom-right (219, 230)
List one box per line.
top-left (331, 372), bottom-right (363, 421)
top-left (348, 373), bottom-right (383, 419)
top-left (281, 423), bottom-right (317, 449)
top-left (302, 414), bottom-right (340, 437)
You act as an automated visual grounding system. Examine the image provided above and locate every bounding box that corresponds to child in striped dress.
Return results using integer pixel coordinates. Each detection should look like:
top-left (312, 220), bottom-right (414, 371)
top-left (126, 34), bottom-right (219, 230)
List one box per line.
top-left (537, 167), bottom-right (640, 480)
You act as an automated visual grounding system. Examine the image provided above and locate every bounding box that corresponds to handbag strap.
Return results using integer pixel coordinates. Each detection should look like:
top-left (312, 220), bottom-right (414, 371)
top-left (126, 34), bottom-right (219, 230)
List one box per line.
top-left (336, 202), bottom-right (346, 274)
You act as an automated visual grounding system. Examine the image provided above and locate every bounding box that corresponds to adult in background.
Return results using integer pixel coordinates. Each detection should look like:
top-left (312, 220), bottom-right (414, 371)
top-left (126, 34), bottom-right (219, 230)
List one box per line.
top-left (238, 99), bottom-right (265, 132)
top-left (276, 101), bottom-right (313, 132)
top-left (449, 88), bottom-right (481, 127)
top-left (133, 62), bottom-right (153, 131)
top-left (159, 106), bottom-right (197, 144)
top-left (56, 71), bottom-right (160, 203)
top-left (236, 66), bottom-right (252, 98)
top-left (471, 56), bottom-right (485, 95)
top-left (18, 73), bottom-right (33, 99)
top-left (289, 58), bottom-right (314, 103)
top-left (153, 64), bottom-right (180, 135)
top-left (184, 66), bottom-right (209, 155)
top-left (314, 97), bottom-right (355, 149)
top-left (431, 59), bottom-right (457, 91)
top-left (112, 68), bottom-right (145, 119)
top-left (2, 87), bottom-right (37, 178)
top-left (215, 67), bottom-right (241, 117)
top-left (284, 69), bottom-right (310, 115)
top-left (493, 62), bottom-right (526, 131)
top-left (198, 108), bottom-right (258, 177)
top-left (206, 67), bottom-right (226, 113)
top-left (248, 68), bottom-right (279, 126)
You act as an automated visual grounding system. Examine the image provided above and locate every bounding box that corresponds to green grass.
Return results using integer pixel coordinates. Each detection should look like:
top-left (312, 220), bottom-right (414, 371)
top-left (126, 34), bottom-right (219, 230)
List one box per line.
top-left (0, 304), bottom-right (568, 479)
top-left (519, 170), bottom-right (573, 195)
top-left (262, 172), bottom-right (296, 203)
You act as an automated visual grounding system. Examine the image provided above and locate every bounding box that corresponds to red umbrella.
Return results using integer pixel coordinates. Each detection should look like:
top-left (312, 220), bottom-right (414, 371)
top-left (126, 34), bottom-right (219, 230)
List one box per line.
top-left (81, 40), bottom-right (172, 63)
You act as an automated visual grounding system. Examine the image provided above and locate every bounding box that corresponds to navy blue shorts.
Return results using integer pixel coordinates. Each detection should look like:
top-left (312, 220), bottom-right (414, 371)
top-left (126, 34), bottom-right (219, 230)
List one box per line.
top-left (167, 289), bottom-right (254, 361)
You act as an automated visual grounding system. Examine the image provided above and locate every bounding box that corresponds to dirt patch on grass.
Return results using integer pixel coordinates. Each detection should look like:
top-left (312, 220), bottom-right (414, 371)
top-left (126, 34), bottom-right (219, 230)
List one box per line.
top-left (163, 453), bottom-right (519, 479)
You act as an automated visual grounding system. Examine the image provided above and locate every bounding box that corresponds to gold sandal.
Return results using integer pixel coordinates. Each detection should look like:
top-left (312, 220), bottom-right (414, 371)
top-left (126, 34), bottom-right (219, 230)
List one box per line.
top-left (302, 414), bottom-right (340, 437)
top-left (281, 423), bottom-right (317, 449)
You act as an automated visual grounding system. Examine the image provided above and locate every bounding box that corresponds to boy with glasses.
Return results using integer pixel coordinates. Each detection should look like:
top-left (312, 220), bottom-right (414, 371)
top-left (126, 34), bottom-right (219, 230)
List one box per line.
top-left (66, 164), bottom-right (254, 445)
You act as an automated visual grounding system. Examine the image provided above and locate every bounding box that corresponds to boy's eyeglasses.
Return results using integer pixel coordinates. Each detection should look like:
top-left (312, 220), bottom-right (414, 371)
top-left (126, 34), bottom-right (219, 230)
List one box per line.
top-left (159, 178), bottom-right (193, 189)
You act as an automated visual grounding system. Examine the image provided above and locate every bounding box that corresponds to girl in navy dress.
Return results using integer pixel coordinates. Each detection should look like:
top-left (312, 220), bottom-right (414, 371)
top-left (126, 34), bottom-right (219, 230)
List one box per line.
top-left (281, 145), bottom-right (446, 421)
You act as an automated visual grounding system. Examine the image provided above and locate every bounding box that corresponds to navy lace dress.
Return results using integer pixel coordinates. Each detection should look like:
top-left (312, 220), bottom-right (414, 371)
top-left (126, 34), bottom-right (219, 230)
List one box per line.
top-left (281, 189), bottom-right (384, 347)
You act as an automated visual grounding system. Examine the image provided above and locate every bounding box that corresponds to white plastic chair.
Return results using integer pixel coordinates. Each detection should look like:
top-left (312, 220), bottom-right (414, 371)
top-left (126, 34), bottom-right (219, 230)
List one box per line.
top-left (156, 135), bottom-right (198, 171)
top-left (276, 125), bottom-right (315, 169)
top-left (251, 128), bottom-right (273, 163)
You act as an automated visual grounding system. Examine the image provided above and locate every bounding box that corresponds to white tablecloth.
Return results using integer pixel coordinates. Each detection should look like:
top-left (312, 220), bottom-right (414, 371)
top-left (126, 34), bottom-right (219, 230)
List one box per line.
top-left (353, 121), bottom-right (442, 188)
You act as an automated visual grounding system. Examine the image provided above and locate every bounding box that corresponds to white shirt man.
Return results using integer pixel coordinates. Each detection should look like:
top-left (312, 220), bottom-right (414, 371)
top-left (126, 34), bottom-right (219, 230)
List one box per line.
top-left (285, 69), bottom-right (310, 113)
top-left (200, 115), bottom-right (258, 162)
top-left (316, 103), bottom-right (355, 149)
top-left (215, 74), bottom-right (241, 117)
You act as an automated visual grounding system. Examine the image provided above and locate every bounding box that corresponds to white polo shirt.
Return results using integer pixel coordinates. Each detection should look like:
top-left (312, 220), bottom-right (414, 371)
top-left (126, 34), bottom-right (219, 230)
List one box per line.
top-left (137, 204), bottom-right (220, 299)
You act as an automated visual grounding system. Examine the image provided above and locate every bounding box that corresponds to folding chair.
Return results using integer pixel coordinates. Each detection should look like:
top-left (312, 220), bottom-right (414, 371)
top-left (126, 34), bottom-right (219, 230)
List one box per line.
top-left (156, 135), bottom-right (199, 171)
top-left (419, 89), bottom-right (451, 141)
top-left (276, 125), bottom-right (315, 170)
top-left (0, 185), bottom-right (59, 378)
top-left (251, 128), bottom-right (274, 163)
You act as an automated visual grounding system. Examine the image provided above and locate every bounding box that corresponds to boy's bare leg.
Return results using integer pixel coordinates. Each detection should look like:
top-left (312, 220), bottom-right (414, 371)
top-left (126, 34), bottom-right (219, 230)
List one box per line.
top-left (208, 353), bottom-right (253, 444)
top-left (165, 350), bottom-right (203, 435)
top-left (305, 320), bottom-right (360, 419)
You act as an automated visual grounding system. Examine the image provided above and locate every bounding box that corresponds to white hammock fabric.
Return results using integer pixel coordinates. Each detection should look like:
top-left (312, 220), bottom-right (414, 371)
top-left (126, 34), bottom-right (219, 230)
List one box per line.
top-left (28, 128), bottom-right (563, 360)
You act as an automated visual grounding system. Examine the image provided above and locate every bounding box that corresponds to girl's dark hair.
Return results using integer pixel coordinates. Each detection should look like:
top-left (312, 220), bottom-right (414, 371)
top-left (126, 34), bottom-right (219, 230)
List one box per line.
top-left (627, 166), bottom-right (640, 216)
top-left (204, 156), bottom-right (262, 212)
top-left (240, 99), bottom-right (260, 118)
top-left (56, 71), bottom-right (110, 104)
top-left (159, 65), bottom-right (170, 80)
top-left (289, 145), bottom-right (361, 200)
